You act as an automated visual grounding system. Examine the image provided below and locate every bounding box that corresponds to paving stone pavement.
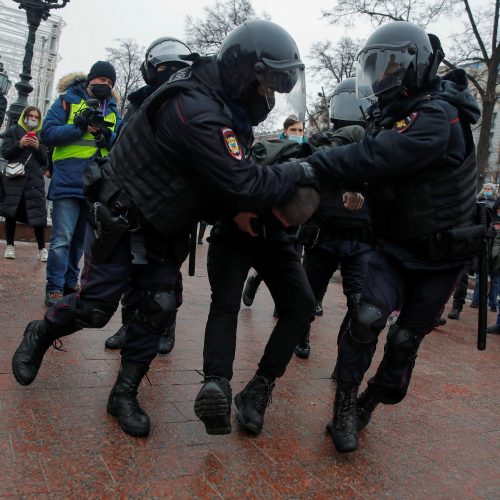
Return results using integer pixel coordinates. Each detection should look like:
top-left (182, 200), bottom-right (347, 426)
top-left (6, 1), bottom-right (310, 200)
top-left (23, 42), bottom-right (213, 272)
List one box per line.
top-left (0, 240), bottom-right (499, 498)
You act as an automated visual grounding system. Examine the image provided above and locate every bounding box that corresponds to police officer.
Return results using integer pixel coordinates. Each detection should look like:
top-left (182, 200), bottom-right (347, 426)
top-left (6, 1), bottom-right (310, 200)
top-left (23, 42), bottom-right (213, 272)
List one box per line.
top-left (194, 143), bottom-right (318, 437)
top-left (104, 37), bottom-right (193, 355)
top-left (295, 77), bottom-right (373, 361)
top-left (11, 20), bottom-right (315, 438)
top-left (300, 22), bottom-right (481, 452)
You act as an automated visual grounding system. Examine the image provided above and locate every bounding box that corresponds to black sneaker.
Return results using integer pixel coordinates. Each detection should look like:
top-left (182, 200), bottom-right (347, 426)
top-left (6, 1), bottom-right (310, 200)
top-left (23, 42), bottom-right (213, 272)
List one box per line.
top-left (315, 301), bottom-right (323, 316)
top-left (294, 326), bottom-right (311, 359)
top-left (234, 375), bottom-right (275, 435)
top-left (490, 305), bottom-right (498, 313)
top-left (447, 307), bottom-right (461, 320)
top-left (194, 376), bottom-right (232, 435)
top-left (45, 290), bottom-right (64, 307)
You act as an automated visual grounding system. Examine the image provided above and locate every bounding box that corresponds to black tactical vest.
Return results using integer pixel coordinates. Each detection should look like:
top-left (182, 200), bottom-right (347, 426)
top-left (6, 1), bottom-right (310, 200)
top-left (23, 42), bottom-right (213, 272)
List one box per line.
top-left (106, 67), bottom-right (219, 238)
top-left (369, 98), bottom-right (477, 242)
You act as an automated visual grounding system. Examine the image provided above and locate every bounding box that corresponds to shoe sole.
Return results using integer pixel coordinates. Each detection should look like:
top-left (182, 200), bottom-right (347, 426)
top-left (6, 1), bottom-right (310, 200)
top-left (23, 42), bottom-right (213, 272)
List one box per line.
top-left (194, 382), bottom-right (231, 435)
top-left (234, 393), bottom-right (261, 435)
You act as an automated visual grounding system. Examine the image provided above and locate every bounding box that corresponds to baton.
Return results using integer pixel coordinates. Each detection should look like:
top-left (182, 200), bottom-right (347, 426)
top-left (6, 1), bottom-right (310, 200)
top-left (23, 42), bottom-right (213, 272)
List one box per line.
top-left (477, 202), bottom-right (487, 350)
top-left (188, 224), bottom-right (197, 276)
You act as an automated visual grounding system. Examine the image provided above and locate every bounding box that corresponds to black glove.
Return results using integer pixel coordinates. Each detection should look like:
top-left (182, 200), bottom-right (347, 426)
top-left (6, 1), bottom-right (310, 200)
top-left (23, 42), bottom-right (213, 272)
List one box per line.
top-left (94, 127), bottom-right (112, 148)
top-left (293, 161), bottom-right (320, 191)
top-left (73, 112), bottom-right (89, 132)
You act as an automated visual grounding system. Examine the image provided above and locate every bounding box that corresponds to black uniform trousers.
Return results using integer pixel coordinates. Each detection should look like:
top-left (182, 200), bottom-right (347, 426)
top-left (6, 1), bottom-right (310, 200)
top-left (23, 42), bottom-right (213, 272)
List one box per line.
top-left (303, 238), bottom-right (374, 303)
top-left (337, 250), bottom-right (462, 403)
top-left (45, 224), bottom-right (182, 365)
top-left (203, 232), bottom-right (315, 381)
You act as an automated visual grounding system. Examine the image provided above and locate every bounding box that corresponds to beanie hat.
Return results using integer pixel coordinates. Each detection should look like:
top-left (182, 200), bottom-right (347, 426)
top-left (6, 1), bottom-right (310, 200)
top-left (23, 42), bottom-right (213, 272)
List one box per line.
top-left (87, 60), bottom-right (116, 86)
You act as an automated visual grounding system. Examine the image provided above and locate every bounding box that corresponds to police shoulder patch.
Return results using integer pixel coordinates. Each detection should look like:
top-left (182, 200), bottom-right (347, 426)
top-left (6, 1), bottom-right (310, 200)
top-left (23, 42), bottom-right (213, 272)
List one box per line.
top-left (222, 127), bottom-right (242, 160)
top-left (392, 112), bottom-right (418, 133)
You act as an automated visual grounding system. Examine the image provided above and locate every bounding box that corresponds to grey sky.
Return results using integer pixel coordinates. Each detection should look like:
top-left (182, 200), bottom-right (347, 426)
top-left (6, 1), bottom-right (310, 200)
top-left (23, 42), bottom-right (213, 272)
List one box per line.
top-left (51, 0), bottom-right (484, 100)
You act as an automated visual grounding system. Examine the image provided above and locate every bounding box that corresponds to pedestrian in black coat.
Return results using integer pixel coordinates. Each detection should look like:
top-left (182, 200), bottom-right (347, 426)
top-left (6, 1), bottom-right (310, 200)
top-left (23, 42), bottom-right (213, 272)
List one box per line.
top-left (1, 105), bottom-right (48, 260)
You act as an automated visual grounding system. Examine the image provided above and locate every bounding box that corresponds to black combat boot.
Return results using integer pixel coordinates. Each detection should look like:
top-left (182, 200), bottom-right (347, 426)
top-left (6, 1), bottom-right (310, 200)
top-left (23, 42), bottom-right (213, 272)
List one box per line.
top-left (234, 375), bottom-right (275, 435)
top-left (104, 325), bottom-right (128, 350)
top-left (447, 307), bottom-right (461, 320)
top-left (12, 320), bottom-right (59, 386)
top-left (315, 301), bottom-right (323, 316)
top-left (157, 313), bottom-right (176, 355)
top-left (107, 361), bottom-right (150, 437)
top-left (326, 382), bottom-right (359, 453)
top-left (356, 388), bottom-right (380, 431)
top-left (194, 376), bottom-right (232, 435)
top-left (294, 325), bottom-right (311, 359)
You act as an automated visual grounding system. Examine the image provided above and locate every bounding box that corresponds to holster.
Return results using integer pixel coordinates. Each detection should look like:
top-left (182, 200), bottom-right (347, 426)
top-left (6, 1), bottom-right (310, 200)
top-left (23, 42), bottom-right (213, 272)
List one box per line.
top-left (90, 202), bottom-right (129, 262)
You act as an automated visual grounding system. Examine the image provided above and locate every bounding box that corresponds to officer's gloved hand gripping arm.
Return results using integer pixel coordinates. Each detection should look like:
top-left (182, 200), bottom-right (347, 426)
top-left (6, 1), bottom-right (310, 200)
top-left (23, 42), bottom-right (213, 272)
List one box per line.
top-left (305, 103), bottom-right (450, 187)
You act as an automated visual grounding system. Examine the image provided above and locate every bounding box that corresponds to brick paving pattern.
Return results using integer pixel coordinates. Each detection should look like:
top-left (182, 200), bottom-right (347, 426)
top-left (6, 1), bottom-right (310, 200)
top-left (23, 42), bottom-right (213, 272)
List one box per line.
top-left (0, 241), bottom-right (499, 498)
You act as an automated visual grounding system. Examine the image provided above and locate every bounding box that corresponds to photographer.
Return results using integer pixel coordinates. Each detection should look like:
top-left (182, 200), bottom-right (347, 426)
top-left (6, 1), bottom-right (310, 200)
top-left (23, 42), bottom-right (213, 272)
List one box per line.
top-left (40, 61), bottom-right (122, 306)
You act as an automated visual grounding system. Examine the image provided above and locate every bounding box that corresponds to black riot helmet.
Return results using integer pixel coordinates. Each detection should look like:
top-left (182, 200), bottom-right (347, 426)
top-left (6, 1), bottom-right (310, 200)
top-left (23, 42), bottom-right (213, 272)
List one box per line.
top-left (140, 37), bottom-right (192, 87)
top-left (329, 77), bottom-right (370, 128)
top-left (217, 20), bottom-right (306, 126)
top-left (356, 21), bottom-right (444, 100)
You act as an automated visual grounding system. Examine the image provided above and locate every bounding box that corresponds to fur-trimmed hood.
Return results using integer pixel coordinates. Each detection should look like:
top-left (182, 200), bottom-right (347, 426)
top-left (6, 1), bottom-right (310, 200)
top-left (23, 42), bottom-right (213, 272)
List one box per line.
top-left (56, 71), bottom-right (121, 102)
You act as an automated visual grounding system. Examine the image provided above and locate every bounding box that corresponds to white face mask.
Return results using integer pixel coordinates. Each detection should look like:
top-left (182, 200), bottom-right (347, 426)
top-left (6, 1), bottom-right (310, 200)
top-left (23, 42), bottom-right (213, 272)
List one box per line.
top-left (26, 118), bottom-right (39, 129)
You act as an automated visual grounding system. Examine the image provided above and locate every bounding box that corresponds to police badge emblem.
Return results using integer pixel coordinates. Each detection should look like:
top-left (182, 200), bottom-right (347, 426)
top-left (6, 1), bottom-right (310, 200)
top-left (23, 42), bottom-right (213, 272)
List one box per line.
top-left (221, 127), bottom-right (242, 160)
top-left (393, 112), bottom-right (418, 133)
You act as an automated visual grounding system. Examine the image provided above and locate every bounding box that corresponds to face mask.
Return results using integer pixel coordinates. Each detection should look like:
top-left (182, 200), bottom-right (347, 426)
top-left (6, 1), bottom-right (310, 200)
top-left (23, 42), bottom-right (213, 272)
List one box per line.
top-left (26, 119), bottom-right (39, 129)
top-left (287, 134), bottom-right (304, 144)
top-left (484, 191), bottom-right (493, 198)
top-left (90, 83), bottom-right (112, 100)
top-left (246, 92), bottom-right (275, 126)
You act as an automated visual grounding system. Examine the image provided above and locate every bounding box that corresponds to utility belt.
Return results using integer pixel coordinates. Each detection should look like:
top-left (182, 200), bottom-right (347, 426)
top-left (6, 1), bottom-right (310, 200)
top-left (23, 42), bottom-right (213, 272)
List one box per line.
top-left (84, 157), bottom-right (139, 262)
top-left (399, 224), bottom-right (486, 262)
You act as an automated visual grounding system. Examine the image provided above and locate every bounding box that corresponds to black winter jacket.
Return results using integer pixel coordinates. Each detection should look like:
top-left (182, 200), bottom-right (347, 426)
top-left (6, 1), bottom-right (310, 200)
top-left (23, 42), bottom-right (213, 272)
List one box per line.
top-left (1, 124), bottom-right (48, 226)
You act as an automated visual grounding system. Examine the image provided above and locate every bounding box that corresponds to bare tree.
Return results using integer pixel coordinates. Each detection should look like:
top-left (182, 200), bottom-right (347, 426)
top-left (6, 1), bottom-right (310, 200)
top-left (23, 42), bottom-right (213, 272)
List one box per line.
top-left (185, 0), bottom-right (270, 55)
top-left (106, 38), bottom-right (144, 115)
top-left (321, 0), bottom-right (499, 186)
top-left (308, 37), bottom-right (361, 131)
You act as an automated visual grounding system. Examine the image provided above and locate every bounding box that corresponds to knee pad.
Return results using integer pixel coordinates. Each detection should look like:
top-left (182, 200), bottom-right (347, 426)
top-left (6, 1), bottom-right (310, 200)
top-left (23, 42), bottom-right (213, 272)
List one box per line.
top-left (74, 301), bottom-right (115, 329)
top-left (385, 325), bottom-right (423, 366)
top-left (137, 288), bottom-right (179, 330)
top-left (349, 302), bottom-right (385, 344)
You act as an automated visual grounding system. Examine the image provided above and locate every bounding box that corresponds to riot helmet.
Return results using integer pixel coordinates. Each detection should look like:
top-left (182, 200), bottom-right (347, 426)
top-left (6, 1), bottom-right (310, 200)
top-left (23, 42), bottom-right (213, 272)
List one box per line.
top-left (141, 37), bottom-right (192, 87)
top-left (329, 77), bottom-right (370, 128)
top-left (217, 20), bottom-right (306, 126)
top-left (356, 22), bottom-right (444, 100)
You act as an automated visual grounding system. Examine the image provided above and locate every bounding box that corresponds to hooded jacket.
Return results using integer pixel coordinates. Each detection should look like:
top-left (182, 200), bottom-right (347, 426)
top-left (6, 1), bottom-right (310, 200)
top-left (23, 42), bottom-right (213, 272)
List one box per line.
top-left (307, 69), bottom-right (482, 269)
top-left (41, 72), bottom-right (122, 199)
top-left (1, 107), bottom-right (48, 226)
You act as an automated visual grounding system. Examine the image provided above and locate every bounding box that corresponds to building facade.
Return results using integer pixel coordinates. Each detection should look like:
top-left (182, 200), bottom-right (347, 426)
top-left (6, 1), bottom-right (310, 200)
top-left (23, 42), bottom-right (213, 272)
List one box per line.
top-left (0, 0), bottom-right (63, 130)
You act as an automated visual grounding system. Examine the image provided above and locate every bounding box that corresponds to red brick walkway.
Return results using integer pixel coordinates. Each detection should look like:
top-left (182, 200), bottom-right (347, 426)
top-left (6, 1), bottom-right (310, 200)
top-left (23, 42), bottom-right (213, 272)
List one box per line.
top-left (1, 241), bottom-right (499, 498)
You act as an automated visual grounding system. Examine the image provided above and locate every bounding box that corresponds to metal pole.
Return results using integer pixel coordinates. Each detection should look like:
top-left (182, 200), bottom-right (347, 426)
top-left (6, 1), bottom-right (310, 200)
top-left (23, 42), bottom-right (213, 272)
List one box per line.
top-left (6, 0), bottom-right (70, 128)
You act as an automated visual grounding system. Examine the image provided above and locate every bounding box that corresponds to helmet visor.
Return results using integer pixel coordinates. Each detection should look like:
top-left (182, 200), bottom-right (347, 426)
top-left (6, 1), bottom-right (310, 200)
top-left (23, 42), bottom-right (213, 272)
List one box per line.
top-left (356, 47), bottom-right (415, 99)
top-left (148, 40), bottom-right (192, 68)
top-left (255, 61), bottom-right (306, 121)
top-left (329, 89), bottom-right (370, 122)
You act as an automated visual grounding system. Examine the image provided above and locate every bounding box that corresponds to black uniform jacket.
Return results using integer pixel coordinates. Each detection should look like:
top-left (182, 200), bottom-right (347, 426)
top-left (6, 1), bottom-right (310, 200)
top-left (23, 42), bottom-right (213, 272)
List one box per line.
top-left (307, 70), bottom-right (481, 269)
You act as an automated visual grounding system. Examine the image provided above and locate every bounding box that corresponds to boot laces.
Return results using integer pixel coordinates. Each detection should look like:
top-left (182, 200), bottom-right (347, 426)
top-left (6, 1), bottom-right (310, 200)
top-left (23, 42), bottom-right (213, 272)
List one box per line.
top-left (52, 339), bottom-right (66, 352)
top-left (249, 380), bottom-right (274, 413)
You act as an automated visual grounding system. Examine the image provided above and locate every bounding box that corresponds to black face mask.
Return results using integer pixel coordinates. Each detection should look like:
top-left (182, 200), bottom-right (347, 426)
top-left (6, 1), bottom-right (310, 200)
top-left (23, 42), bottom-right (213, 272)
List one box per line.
top-left (245, 92), bottom-right (275, 126)
top-left (90, 83), bottom-right (112, 100)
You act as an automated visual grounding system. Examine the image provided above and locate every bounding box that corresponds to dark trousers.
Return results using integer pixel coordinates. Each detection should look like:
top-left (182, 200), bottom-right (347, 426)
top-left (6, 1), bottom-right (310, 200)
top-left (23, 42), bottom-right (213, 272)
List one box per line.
top-left (337, 251), bottom-right (462, 403)
top-left (203, 234), bottom-right (315, 381)
top-left (5, 216), bottom-right (45, 249)
top-left (303, 239), bottom-right (374, 302)
top-left (452, 266), bottom-right (470, 309)
top-left (45, 224), bottom-right (182, 365)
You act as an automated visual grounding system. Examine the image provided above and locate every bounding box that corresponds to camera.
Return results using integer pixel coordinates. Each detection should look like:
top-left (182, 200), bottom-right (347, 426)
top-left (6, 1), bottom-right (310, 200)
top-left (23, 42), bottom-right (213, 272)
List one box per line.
top-left (73, 99), bottom-right (113, 134)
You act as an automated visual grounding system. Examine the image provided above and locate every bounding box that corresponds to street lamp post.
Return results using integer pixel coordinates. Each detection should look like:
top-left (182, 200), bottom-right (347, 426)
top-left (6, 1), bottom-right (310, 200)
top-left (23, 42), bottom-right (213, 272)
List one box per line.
top-left (6, 0), bottom-right (70, 128)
